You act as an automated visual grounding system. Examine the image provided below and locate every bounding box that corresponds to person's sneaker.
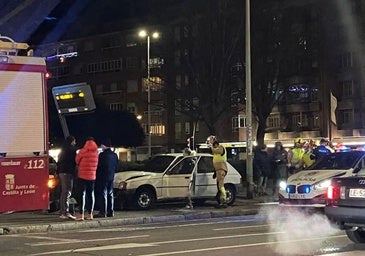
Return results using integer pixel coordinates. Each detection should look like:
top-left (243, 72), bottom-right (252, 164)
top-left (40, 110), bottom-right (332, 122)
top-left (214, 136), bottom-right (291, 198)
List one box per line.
top-left (185, 204), bottom-right (193, 209)
top-left (66, 213), bottom-right (76, 220)
top-left (106, 212), bottom-right (114, 217)
top-left (85, 213), bottom-right (93, 220)
top-left (59, 214), bottom-right (68, 220)
top-left (75, 214), bottom-right (84, 221)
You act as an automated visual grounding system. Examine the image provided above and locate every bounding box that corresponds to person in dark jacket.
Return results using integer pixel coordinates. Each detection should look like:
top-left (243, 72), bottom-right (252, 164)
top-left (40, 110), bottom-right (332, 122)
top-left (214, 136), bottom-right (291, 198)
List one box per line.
top-left (254, 144), bottom-right (271, 196)
top-left (270, 141), bottom-right (288, 195)
top-left (57, 135), bottom-right (77, 220)
top-left (95, 138), bottom-right (119, 218)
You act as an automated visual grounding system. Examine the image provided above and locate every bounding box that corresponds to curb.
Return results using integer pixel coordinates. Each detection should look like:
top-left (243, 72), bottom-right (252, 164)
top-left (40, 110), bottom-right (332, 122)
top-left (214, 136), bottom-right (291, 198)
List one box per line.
top-left (1, 208), bottom-right (259, 235)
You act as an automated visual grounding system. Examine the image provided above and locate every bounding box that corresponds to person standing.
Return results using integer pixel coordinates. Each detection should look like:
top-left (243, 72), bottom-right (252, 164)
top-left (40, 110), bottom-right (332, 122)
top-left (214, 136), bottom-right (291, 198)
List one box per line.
top-left (181, 147), bottom-right (196, 209)
top-left (95, 138), bottom-right (119, 218)
top-left (270, 141), bottom-right (288, 195)
top-left (311, 138), bottom-right (331, 161)
top-left (254, 144), bottom-right (271, 196)
top-left (57, 135), bottom-right (77, 220)
top-left (287, 138), bottom-right (304, 175)
top-left (208, 135), bottom-right (228, 208)
top-left (75, 137), bottom-right (99, 221)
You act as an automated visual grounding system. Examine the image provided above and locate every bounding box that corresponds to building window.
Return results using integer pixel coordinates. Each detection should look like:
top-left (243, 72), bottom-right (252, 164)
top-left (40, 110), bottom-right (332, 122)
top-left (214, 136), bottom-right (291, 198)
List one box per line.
top-left (84, 41), bottom-right (94, 52)
top-left (102, 35), bottom-right (121, 50)
top-left (151, 123), bottom-right (165, 136)
top-left (313, 113), bottom-right (320, 128)
top-left (175, 122), bottom-right (182, 139)
top-left (126, 57), bottom-right (138, 69)
top-left (185, 122), bottom-right (190, 134)
top-left (174, 50), bottom-right (181, 65)
top-left (339, 109), bottom-right (353, 125)
top-left (143, 77), bottom-right (164, 92)
top-left (125, 34), bottom-right (137, 47)
top-left (341, 80), bottom-right (354, 98)
top-left (87, 59), bottom-right (122, 74)
top-left (267, 115), bottom-right (280, 129)
top-left (340, 52), bottom-right (354, 68)
top-left (174, 26), bottom-right (181, 42)
top-left (232, 115), bottom-right (246, 129)
top-left (109, 102), bottom-right (123, 111)
top-left (292, 113), bottom-right (309, 128)
top-left (127, 80), bottom-right (138, 93)
top-left (127, 102), bottom-right (137, 114)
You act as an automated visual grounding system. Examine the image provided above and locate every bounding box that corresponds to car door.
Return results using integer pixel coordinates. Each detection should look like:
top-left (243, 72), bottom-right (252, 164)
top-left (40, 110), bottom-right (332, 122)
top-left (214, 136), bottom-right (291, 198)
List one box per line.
top-left (194, 156), bottom-right (217, 197)
top-left (161, 156), bottom-right (197, 199)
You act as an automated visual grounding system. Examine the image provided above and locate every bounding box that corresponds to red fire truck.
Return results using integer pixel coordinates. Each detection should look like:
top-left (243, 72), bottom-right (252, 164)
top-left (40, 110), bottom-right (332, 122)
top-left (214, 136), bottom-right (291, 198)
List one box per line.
top-left (0, 35), bottom-right (51, 213)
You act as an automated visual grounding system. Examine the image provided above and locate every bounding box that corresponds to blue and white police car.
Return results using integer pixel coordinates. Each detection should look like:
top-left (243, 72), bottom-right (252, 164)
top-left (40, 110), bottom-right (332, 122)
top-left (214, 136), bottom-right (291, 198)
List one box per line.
top-left (279, 151), bottom-right (365, 207)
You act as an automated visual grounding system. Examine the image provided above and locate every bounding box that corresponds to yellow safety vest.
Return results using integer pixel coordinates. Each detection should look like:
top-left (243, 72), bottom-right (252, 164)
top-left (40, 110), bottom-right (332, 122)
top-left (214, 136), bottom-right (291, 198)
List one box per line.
top-left (212, 146), bottom-right (227, 163)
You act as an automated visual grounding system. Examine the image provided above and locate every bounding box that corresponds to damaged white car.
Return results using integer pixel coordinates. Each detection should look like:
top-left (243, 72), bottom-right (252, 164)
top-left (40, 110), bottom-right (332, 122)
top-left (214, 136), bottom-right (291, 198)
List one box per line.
top-left (113, 153), bottom-right (242, 210)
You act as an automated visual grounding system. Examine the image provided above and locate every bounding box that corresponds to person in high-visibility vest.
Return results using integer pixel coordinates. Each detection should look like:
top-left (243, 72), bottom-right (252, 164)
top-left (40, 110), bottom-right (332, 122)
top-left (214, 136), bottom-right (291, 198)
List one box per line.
top-left (208, 135), bottom-right (228, 208)
top-left (287, 137), bottom-right (304, 175)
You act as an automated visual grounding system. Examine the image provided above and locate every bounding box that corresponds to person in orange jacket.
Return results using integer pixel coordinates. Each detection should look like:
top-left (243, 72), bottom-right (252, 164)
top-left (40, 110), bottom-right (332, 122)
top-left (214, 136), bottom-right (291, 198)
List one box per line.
top-left (75, 137), bottom-right (99, 221)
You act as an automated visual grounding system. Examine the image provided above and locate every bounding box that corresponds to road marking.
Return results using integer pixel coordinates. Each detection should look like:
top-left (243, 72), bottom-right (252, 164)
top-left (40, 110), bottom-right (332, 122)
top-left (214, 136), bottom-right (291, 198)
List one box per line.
top-left (28, 243), bottom-right (156, 255)
top-left (28, 234), bottom-right (347, 256)
top-left (27, 235), bottom-right (149, 246)
top-left (136, 234), bottom-right (347, 256)
top-left (213, 224), bottom-right (270, 231)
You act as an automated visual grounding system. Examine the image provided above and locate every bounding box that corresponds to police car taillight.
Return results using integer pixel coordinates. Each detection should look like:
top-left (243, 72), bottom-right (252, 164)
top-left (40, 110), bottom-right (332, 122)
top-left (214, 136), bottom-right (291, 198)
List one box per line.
top-left (327, 185), bottom-right (340, 200)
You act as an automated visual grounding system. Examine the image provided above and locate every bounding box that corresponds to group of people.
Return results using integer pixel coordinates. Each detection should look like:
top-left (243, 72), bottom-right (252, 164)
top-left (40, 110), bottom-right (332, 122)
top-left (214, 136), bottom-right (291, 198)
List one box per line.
top-left (253, 137), bottom-right (334, 196)
top-left (56, 136), bottom-right (119, 221)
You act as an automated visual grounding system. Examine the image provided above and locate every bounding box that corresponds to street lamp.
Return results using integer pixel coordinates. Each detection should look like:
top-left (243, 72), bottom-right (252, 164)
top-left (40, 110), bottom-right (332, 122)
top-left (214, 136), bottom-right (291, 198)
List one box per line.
top-left (139, 30), bottom-right (159, 157)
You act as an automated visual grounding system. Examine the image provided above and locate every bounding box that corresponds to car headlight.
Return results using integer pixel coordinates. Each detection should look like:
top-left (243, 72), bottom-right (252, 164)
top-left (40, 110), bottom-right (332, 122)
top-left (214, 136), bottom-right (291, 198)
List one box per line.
top-left (279, 181), bottom-right (287, 190)
top-left (118, 181), bottom-right (127, 190)
top-left (312, 179), bottom-right (331, 191)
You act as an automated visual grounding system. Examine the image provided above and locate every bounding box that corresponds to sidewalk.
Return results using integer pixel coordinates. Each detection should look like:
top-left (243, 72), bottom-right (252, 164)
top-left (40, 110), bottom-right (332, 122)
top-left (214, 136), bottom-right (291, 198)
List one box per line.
top-left (0, 196), bottom-right (274, 235)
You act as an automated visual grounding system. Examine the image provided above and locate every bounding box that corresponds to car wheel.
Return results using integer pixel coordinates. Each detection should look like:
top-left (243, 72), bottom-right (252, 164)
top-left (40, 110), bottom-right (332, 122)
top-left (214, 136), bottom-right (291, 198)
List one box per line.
top-left (225, 184), bottom-right (236, 205)
top-left (346, 229), bottom-right (365, 243)
top-left (134, 188), bottom-right (156, 210)
top-left (215, 184), bottom-right (236, 205)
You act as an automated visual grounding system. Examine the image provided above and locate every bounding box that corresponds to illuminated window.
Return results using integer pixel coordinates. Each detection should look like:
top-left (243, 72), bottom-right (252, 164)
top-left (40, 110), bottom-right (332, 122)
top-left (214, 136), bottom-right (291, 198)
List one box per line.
top-left (109, 103), bottom-right (123, 111)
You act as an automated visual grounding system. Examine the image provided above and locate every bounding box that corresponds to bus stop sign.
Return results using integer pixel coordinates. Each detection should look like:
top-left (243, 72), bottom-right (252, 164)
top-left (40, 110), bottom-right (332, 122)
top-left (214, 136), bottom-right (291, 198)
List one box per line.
top-left (52, 83), bottom-right (96, 114)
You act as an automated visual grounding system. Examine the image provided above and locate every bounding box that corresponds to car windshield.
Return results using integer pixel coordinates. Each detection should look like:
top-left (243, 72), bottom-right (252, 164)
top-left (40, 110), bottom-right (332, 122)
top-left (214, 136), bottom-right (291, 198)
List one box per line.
top-left (308, 151), bottom-right (365, 170)
top-left (144, 155), bottom-right (181, 173)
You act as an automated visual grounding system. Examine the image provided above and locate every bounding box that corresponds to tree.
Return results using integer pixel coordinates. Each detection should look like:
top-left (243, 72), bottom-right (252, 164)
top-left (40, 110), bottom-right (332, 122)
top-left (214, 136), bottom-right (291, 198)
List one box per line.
top-left (53, 105), bottom-right (145, 148)
top-left (159, 0), bottom-right (245, 140)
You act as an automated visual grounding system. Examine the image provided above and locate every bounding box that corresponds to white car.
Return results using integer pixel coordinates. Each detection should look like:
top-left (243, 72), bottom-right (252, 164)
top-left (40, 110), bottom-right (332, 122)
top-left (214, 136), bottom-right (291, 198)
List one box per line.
top-left (279, 151), bottom-right (365, 207)
top-left (113, 153), bottom-right (242, 210)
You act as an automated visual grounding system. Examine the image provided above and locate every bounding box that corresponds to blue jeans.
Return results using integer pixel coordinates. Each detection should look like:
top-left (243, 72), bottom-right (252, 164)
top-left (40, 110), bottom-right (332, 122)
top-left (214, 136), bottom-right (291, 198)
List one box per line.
top-left (77, 178), bottom-right (95, 215)
top-left (97, 180), bottom-right (114, 216)
top-left (59, 173), bottom-right (74, 215)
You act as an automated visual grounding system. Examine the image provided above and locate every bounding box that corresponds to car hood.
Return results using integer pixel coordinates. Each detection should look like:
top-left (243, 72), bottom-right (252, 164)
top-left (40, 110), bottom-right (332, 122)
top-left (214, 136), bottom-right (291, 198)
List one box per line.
top-left (287, 169), bottom-right (348, 185)
top-left (114, 171), bottom-right (159, 182)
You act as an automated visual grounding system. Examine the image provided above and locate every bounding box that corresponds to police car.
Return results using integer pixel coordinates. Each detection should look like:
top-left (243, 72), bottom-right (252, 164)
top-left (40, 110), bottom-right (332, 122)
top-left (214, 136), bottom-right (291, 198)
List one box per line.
top-left (113, 153), bottom-right (242, 210)
top-left (279, 151), bottom-right (365, 207)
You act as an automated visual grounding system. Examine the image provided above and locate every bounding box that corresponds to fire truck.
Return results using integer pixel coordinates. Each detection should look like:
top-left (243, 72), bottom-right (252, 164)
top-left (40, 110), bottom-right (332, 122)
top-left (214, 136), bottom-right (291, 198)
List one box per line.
top-left (0, 35), bottom-right (51, 213)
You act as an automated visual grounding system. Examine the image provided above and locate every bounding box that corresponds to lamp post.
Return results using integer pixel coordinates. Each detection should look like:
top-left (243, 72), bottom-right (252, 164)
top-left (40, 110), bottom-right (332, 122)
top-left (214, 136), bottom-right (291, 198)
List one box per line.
top-left (139, 30), bottom-right (159, 157)
top-left (245, 0), bottom-right (254, 199)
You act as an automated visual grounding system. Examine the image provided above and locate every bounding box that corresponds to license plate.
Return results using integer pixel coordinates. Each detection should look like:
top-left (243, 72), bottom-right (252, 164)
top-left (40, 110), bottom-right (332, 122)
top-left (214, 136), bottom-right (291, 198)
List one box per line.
top-left (289, 193), bottom-right (308, 199)
top-left (349, 188), bottom-right (365, 198)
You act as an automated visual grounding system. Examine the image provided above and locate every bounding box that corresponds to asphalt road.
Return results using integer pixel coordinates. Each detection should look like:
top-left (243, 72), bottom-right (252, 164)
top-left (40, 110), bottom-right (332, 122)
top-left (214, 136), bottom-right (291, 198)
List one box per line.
top-left (1, 213), bottom-right (365, 256)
